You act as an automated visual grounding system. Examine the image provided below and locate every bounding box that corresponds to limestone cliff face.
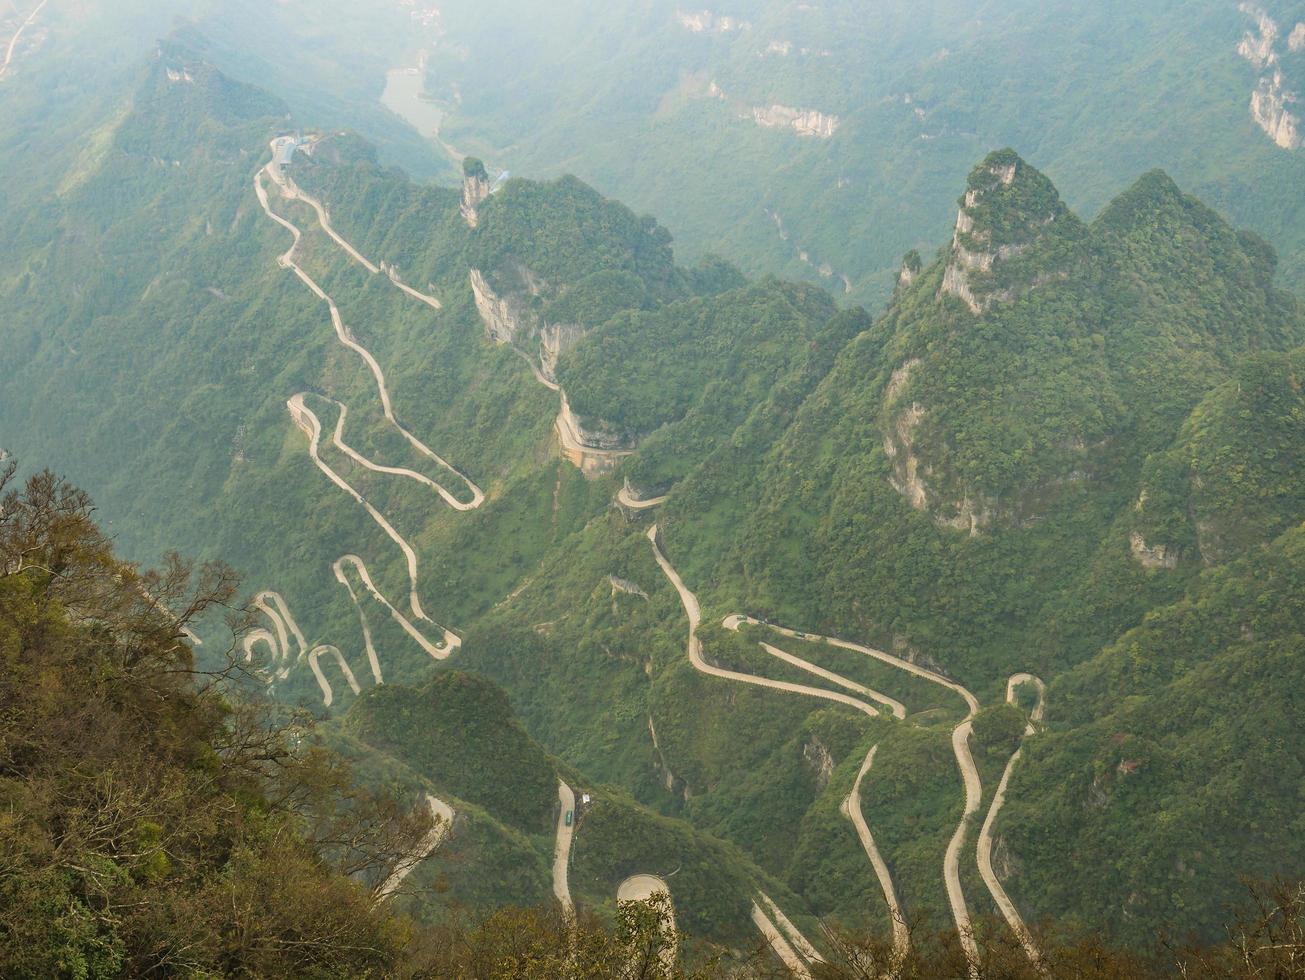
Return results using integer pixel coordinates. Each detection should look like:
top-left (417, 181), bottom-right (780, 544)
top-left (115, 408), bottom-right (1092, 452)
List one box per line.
top-left (460, 157), bottom-right (492, 228)
top-left (469, 268), bottom-right (526, 345)
top-left (676, 9), bottom-right (749, 33)
top-left (1237, 5), bottom-right (1303, 150)
top-left (555, 392), bottom-right (634, 478)
top-left (880, 357), bottom-right (995, 535)
top-left (1250, 70), bottom-right (1302, 150)
top-left (938, 150), bottom-right (1071, 314)
top-left (557, 392), bottom-right (632, 452)
top-left (469, 266), bottom-right (592, 385)
top-left (1238, 3), bottom-right (1279, 68)
top-left (750, 104), bottom-right (839, 138)
top-left (539, 322), bottom-right (587, 384)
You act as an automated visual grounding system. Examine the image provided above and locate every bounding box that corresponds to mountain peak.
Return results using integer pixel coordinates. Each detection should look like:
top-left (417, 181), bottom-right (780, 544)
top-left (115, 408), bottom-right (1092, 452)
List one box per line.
top-left (939, 149), bottom-right (1076, 313)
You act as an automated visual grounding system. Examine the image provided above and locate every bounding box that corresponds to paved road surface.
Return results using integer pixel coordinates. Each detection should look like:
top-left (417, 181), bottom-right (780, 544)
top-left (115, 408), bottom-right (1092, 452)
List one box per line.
top-left (841, 745), bottom-right (910, 963)
top-left (652, 526), bottom-right (988, 971)
top-left (553, 780), bottom-right (576, 921)
top-left (376, 794), bottom-right (455, 900)
top-left (0, 0), bottom-right (47, 80)
top-left (976, 674), bottom-right (1047, 969)
top-left (751, 902), bottom-right (811, 978)
top-left (617, 483), bottom-right (668, 510)
top-left (616, 874), bottom-right (676, 972)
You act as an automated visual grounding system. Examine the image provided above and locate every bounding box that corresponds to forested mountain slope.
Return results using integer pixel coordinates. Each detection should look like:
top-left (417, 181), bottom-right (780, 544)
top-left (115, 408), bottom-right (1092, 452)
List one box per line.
top-left (4, 31), bottom-right (1305, 968)
top-left (425, 0), bottom-right (1305, 306)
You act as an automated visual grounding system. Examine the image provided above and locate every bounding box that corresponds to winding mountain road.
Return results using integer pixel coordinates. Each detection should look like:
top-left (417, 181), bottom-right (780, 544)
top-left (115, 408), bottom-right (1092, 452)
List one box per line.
top-left (752, 892), bottom-right (824, 976)
top-left (376, 793), bottom-right (455, 900)
top-left (759, 893), bottom-right (824, 967)
top-left (649, 526), bottom-right (903, 961)
top-left (257, 168), bottom-right (481, 509)
top-left (241, 590), bottom-right (304, 681)
top-left (650, 526), bottom-right (990, 971)
top-left (247, 146), bottom-right (479, 705)
top-left (333, 553), bottom-right (459, 662)
top-left (648, 529), bottom-right (882, 720)
top-left (307, 645), bottom-right (362, 706)
top-left (977, 674), bottom-right (1047, 969)
top-left (752, 902), bottom-right (811, 978)
top-left (269, 137), bottom-right (444, 309)
top-left (841, 745), bottom-right (910, 965)
top-left (617, 483), bottom-right (668, 510)
top-left (0, 0), bottom-right (47, 80)
top-left (288, 393), bottom-right (432, 622)
top-left (724, 616), bottom-right (906, 719)
top-left (240, 590), bottom-right (363, 705)
top-left (723, 613), bottom-right (981, 969)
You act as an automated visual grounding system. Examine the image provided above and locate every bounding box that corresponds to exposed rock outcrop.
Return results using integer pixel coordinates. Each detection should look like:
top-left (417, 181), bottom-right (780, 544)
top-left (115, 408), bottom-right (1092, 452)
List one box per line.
top-left (1238, 3), bottom-right (1279, 68)
top-left (882, 356), bottom-right (998, 535)
top-left (609, 575), bottom-right (649, 599)
top-left (469, 267), bottom-right (526, 345)
top-left (938, 150), bottom-right (1071, 314)
top-left (1250, 71), bottom-right (1302, 150)
top-left (556, 391), bottom-right (634, 477)
top-left (460, 157), bottom-right (492, 228)
top-left (802, 735), bottom-right (835, 792)
top-left (897, 249), bottom-right (923, 290)
top-left (676, 9), bottom-right (750, 33)
top-left (1237, 6), bottom-right (1303, 150)
top-left (648, 716), bottom-right (690, 799)
top-left (1129, 531), bottom-right (1179, 570)
top-left (750, 104), bottom-right (839, 138)
top-left (540, 322), bottom-right (587, 384)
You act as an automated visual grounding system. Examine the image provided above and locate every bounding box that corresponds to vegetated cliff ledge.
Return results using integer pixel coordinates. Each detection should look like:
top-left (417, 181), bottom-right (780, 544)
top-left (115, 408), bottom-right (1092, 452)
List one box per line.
top-left (468, 267), bottom-right (632, 475)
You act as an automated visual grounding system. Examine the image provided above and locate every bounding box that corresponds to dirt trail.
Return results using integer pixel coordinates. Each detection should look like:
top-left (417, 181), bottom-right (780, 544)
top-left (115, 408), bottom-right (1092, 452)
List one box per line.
top-left (553, 780), bottom-right (576, 920)
top-left (376, 794), bottom-right (455, 900)
top-left (976, 674), bottom-right (1046, 969)
top-left (0, 0), bottom-right (46, 80)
